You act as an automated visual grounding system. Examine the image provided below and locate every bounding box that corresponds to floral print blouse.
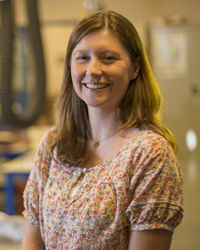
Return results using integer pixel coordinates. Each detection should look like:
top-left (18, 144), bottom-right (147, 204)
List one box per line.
top-left (23, 127), bottom-right (183, 250)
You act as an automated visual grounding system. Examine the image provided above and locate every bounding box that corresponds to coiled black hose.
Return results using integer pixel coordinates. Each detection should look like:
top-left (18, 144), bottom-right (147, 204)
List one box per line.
top-left (0, 0), bottom-right (46, 128)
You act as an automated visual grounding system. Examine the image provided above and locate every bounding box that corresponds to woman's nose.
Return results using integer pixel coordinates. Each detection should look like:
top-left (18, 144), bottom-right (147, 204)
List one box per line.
top-left (86, 58), bottom-right (102, 76)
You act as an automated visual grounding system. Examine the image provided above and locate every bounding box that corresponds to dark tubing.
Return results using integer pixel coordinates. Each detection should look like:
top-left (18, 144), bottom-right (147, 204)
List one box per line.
top-left (0, 0), bottom-right (46, 128)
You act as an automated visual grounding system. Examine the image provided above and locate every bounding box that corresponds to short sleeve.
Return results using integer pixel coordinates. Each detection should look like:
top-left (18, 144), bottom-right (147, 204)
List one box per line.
top-left (22, 127), bottom-right (56, 227)
top-left (126, 134), bottom-right (183, 233)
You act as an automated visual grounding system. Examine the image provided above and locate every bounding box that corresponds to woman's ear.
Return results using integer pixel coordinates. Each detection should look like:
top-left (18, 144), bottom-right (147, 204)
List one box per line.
top-left (131, 57), bottom-right (141, 80)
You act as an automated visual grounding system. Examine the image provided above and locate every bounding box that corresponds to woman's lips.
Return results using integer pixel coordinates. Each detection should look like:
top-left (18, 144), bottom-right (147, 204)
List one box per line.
top-left (84, 83), bottom-right (110, 89)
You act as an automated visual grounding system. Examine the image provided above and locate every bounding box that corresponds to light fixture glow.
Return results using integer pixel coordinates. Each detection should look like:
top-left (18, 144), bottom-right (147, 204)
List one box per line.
top-left (186, 130), bottom-right (198, 151)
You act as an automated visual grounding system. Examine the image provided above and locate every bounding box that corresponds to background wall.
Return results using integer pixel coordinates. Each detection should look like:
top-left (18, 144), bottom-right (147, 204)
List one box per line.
top-left (105, 0), bottom-right (200, 23)
top-left (13, 0), bottom-right (200, 98)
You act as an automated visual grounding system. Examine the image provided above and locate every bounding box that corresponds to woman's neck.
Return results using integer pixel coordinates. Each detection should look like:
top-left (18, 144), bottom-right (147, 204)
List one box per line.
top-left (88, 107), bottom-right (122, 140)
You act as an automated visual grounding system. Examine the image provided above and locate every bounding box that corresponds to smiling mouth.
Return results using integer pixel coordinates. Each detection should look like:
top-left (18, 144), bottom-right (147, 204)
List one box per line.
top-left (84, 83), bottom-right (109, 90)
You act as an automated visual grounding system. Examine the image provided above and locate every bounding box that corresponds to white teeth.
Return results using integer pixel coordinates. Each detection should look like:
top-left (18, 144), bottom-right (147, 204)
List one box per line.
top-left (86, 84), bottom-right (108, 89)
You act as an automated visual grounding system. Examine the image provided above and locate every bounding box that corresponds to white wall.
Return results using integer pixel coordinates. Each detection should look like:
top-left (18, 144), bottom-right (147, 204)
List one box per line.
top-left (106, 0), bottom-right (200, 23)
top-left (13, 0), bottom-right (200, 97)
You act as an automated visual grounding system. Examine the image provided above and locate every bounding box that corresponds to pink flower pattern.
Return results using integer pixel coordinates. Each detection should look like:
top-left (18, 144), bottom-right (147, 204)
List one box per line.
top-left (23, 127), bottom-right (183, 249)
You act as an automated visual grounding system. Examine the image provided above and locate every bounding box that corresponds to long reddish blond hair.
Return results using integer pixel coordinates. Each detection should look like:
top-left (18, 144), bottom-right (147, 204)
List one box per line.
top-left (51, 10), bottom-right (177, 167)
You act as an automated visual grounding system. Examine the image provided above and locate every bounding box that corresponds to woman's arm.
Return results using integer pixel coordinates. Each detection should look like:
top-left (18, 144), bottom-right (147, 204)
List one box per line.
top-left (129, 229), bottom-right (173, 250)
top-left (22, 219), bottom-right (45, 250)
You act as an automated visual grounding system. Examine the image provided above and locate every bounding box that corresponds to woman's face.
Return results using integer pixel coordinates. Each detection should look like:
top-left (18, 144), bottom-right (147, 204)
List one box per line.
top-left (71, 29), bottom-right (139, 111)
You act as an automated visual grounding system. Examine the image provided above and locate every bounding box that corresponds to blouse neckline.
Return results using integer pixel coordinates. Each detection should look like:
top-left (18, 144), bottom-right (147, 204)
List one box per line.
top-left (77, 129), bottom-right (144, 173)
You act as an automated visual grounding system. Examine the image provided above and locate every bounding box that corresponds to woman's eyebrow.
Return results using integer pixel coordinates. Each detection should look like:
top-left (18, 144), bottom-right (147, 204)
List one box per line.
top-left (73, 49), bottom-right (88, 54)
top-left (73, 49), bottom-right (120, 55)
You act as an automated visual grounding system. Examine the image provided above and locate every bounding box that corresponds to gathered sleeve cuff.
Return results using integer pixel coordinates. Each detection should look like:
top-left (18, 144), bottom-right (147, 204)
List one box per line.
top-left (127, 203), bottom-right (183, 233)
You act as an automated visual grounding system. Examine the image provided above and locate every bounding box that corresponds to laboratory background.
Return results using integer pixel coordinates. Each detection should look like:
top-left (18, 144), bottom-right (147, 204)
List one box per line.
top-left (0, 0), bottom-right (200, 249)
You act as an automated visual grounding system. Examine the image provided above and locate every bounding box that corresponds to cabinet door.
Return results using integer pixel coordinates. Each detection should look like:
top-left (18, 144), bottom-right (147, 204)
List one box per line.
top-left (187, 25), bottom-right (200, 153)
top-left (149, 25), bottom-right (200, 153)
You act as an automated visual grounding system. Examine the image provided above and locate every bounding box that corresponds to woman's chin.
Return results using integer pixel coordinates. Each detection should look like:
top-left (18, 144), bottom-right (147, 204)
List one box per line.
top-left (85, 101), bottom-right (105, 108)
top-left (83, 97), bottom-right (106, 108)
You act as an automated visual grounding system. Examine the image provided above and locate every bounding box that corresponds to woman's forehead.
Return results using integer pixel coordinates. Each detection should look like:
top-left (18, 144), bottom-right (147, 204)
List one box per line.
top-left (73, 29), bottom-right (125, 52)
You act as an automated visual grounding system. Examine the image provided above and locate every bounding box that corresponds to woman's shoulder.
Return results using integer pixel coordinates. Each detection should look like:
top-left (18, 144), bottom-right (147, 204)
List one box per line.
top-left (133, 128), bottom-right (174, 155)
top-left (39, 126), bottom-right (58, 148)
top-left (128, 128), bottom-right (182, 181)
top-left (31, 127), bottom-right (58, 173)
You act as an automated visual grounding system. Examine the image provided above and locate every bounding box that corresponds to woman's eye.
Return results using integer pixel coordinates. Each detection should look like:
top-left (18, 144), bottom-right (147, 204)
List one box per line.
top-left (101, 55), bottom-right (117, 63)
top-left (105, 55), bottom-right (116, 60)
top-left (76, 56), bottom-right (89, 60)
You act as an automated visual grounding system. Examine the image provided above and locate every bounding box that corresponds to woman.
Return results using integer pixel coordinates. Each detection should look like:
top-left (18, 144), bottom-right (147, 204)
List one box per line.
top-left (22, 10), bottom-right (183, 250)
